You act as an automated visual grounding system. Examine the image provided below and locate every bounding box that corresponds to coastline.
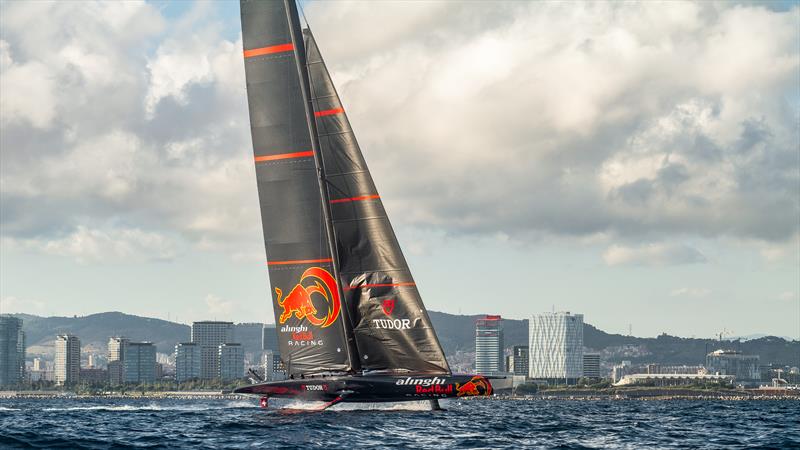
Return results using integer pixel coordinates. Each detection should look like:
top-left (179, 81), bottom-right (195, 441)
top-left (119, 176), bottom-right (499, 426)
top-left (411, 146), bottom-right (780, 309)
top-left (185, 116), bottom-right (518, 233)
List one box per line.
top-left (2, 388), bottom-right (798, 401)
top-left (0, 390), bottom-right (247, 400)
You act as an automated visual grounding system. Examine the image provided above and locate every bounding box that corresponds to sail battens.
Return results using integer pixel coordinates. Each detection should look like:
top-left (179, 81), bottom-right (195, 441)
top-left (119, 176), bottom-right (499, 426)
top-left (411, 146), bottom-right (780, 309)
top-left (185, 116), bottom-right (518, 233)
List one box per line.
top-left (254, 150), bottom-right (313, 162)
top-left (345, 282), bottom-right (416, 291)
top-left (317, 130), bottom-right (353, 138)
top-left (330, 194), bottom-right (380, 204)
top-left (325, 170), bottom-right (369, 177)
top-left (243, 42), bottom-right (294, 58)
top-left (314, 107), bottom-right (344, 117)
top-left (267, 258), bottom-right (333, 266)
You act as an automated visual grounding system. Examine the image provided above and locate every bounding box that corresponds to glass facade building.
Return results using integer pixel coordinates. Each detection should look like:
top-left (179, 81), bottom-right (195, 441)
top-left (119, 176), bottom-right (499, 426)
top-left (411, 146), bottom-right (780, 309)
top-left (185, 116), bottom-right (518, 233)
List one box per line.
top-left (218, 343), bottom-right (244, 381)
top-left (123, 342), bottom-right (156, 383)
top-left (529, 312), bottom-right (584, 383)
top-left (175, 342), bottom-right (201, 382)
top-left (475, 315), bottom-right (504, 375)
top-left (706, 350), bottom-right (760, 381)
top-left (0, 315), bottom-right (25, 387)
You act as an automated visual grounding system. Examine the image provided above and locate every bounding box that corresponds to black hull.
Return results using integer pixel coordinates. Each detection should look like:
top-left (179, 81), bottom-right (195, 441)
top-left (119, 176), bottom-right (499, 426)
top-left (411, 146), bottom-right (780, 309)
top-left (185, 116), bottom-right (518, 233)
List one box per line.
top-left (233, 374), bottom-right (493, 403)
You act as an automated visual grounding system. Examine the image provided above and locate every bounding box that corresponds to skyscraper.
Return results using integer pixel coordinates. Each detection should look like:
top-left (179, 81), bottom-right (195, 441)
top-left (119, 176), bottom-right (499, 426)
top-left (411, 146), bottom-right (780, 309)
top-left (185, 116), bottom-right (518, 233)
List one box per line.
top-left (55, 334), bottom-right (81, 386)
top-left (108, 336), bottom-right (129, 362)
top-left (475, 315), bottom-right (504, 375)
top-left (191, 321), bottom-right (234, 379)
top-left (262, 350), bottom-right (286, 381)
top-left (175, 342), bottom-right (201, 382)
top-left (108, 336), bottom-right (130, 384)
top-left (262, 324), bottom-right (278, 352)
top-left (0, 315), bottom-right (25, 387)
top-left (218, 343), bottom-right (244, 381)
top-left (529, 312), bottom-right (584, 383)
top-left (123, 342), bottom-right (156, 383)
top-left (511, 345), bottom-right (529, 376)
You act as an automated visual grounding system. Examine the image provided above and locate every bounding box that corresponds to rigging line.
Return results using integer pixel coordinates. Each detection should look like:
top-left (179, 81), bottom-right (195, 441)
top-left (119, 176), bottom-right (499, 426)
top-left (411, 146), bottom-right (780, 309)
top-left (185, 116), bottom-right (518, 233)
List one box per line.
top-left (297, 0), bottom-right (310, 29)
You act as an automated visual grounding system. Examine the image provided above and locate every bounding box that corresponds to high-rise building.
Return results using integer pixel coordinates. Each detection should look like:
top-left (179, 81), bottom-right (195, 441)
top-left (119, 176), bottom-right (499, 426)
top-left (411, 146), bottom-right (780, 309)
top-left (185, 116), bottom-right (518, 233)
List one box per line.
top-left (475, 315), bottom-right (504, 375)
top-left (0, 315), bottom-right (25, 387)
top-left (218, 343), bottom-right (244, 381)
top-left (510, 345), bottom-right (529, 376)
top-left (55, 334), bottom-right (81, 385)
top-left (583, 353), bottom-right (601, 379)
top-left (108, 337), bottom-right (129, 362)
top-left (175, 342), bottom-right (201, 382)
top-left (191, 321), bottom-right (234, 379)
top-left (706, 350), bottom-right (760, 381)
top-left (263, 350), bottom-right (286, 381)
top-left (107, 336), bottom-right (130, 384)
top-left (262, 324), bottom-right (278, 352)
top-left (123, 342), bottom-right (156, 383)
top-left (529, 312), bottom-right (584, 383)
top-left (108, 360), bottom-right (123, 385)
top-left (32, 357), bottom-right (42, 372)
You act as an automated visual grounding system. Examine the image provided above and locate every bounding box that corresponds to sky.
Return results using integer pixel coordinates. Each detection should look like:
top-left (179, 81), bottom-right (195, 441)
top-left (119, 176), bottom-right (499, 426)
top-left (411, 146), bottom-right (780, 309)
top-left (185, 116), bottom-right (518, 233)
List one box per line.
top-left (0, 1), bottom-right (798, 339)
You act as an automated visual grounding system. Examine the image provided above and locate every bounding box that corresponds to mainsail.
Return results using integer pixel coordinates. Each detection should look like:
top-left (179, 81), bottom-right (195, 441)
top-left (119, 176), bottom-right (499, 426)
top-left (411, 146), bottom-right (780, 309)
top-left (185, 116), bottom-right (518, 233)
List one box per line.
top-left (241, 0), bottom-right (449, 377)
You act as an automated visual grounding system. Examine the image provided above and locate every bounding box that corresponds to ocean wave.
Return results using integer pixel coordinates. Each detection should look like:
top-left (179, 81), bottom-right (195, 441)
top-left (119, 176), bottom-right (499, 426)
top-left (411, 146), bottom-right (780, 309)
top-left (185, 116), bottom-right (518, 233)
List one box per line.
top-left (40, 402), bottom-right (258, 412)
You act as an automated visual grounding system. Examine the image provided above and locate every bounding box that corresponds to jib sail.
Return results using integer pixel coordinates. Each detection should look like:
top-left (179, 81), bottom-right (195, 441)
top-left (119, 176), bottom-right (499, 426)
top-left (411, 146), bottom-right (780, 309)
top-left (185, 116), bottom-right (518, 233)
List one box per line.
top-left (240, 0), bottom-right (355, 376)
top-left (304, 30), bottom-right (450, 375)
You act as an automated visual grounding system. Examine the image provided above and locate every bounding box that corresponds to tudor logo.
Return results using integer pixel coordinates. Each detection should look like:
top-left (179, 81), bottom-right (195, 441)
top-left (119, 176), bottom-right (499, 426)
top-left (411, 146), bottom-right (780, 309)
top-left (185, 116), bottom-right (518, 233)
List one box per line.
top-left (382, 299), bottom-right (395, 316)
top-left (371, 318), bottom-right (411, 330)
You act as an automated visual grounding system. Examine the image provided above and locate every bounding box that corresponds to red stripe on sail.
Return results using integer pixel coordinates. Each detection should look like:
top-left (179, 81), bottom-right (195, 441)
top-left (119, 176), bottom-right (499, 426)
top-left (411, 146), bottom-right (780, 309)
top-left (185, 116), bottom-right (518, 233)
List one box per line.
top-left (255, 151), bottom-right (313, 162)
top-left (330, 195), bottom-right (380, 204)
top-left (243, 43), bottom-right (294, 58)
top-left (315, 108), bottom-right (344, 117)
top-left (345, 282), bottom-right (416, 291)
top-left (267, 258), bottom-right (333, 266)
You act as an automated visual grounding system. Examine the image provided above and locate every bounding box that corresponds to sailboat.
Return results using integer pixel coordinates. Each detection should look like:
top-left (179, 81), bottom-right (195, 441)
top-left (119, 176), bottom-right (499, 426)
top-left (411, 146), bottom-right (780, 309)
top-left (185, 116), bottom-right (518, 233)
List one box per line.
top-left (234, 0), bottom-right (493, 409)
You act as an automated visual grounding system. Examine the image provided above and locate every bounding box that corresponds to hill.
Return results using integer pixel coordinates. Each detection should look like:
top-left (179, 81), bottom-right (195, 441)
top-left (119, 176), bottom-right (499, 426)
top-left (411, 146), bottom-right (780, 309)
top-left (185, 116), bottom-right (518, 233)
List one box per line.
top-left (12, 311), bottom-right (799, 366)
top-left (428, 312), bottom-right (799, 366)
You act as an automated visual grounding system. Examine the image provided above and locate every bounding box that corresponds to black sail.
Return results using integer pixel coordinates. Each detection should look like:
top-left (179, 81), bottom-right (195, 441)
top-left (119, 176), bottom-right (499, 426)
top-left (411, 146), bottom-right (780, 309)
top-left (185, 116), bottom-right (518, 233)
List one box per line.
top-left (240, 0), bottom-right (354, 376)
top-left (305, 30), bottom-right (450, 375)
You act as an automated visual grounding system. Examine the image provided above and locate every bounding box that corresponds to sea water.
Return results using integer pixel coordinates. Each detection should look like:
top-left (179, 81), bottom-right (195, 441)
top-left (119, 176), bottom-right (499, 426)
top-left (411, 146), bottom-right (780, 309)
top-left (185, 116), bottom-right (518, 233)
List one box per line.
top-left (1, 397), bottom-right (797, 448)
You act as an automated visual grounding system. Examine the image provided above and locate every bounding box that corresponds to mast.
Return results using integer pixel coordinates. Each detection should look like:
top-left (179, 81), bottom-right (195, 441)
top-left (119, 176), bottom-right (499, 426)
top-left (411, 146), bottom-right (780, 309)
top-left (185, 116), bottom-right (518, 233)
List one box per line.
top-left (283, 0), bottom-right (360, 373)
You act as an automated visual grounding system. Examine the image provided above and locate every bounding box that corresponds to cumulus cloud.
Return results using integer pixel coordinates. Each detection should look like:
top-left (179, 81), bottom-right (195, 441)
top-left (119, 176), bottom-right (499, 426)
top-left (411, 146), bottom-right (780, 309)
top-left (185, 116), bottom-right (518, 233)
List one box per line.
top-left (204, 294), bottom-right (234, 316)
top-left (305, 1), bottom-right (799, 243)
top-left (603, 243), bottom-right (706, 266)
top-left (2, 226), bottom-right (177, 264)
top-left (0, 1), bottom-right (256, 263)
top-left (0, 1), bottom-right (797, 265)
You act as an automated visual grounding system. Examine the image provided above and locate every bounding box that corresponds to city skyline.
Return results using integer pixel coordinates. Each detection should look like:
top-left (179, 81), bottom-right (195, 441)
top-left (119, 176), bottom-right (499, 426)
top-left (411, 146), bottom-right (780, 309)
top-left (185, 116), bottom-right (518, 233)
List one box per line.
top-left (1, 1), bottom-right (798, 339)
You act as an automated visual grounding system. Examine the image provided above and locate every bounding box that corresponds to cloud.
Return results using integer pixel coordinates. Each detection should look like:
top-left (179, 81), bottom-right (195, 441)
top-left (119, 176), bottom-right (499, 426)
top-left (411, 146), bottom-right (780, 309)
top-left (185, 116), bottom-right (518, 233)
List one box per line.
top-left (0, 1), bottom-right (797, 264)
top-left (4, 226), bottom-right (177, 264)
top-left (670, 287), bottom-right (712, 298)
top-left (0, 295), bottom-right (46, 314)
top-left (603, 243), bottom-right (707, 266)
top-left (305, 1), bottom-right (799, 243)
top-left (204, 294), bottom-right (234, 316)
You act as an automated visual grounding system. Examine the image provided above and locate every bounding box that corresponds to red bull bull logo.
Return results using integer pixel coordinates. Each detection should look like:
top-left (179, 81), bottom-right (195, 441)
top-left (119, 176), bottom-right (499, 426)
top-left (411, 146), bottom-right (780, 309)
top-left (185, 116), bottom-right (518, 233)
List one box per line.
top-left (455, 376), bottom-right (493, 397)
top-left (276, 267), bottom-right (340, 328)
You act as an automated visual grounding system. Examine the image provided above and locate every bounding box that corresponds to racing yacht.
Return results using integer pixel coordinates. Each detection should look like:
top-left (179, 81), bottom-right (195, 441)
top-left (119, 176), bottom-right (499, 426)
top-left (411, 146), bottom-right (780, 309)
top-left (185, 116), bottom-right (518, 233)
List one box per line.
top-left (234, 0), bottom-right (493, 410)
